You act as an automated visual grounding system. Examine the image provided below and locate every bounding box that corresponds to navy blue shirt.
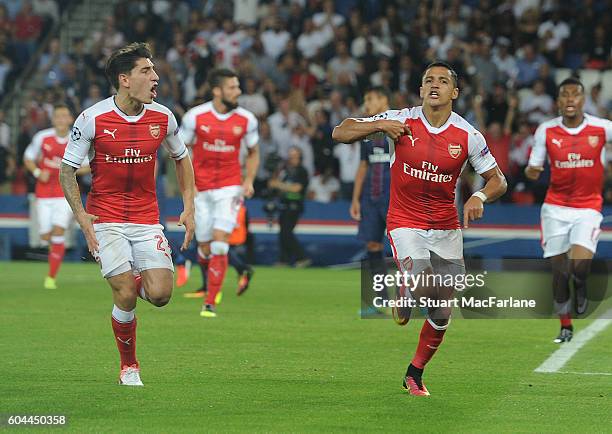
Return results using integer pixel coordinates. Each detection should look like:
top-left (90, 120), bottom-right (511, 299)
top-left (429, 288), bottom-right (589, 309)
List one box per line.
top-left (360, 133), bottom-right (391, 203)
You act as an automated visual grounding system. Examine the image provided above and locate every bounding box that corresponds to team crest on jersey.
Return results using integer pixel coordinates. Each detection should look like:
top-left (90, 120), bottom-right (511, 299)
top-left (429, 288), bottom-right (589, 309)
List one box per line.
top-left (149, 124), bottom-right (160, 138)
top-left (233, 125), bottom-right (243, 136)
top-left (448, 143), bottom-right (462, 159)
top-left (588, 135), bottom-right (599, 147)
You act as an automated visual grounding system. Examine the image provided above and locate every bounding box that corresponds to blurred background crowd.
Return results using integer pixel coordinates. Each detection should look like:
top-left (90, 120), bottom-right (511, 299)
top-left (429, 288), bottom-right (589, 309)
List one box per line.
top-left (0, 0), bottom-right (611, 205)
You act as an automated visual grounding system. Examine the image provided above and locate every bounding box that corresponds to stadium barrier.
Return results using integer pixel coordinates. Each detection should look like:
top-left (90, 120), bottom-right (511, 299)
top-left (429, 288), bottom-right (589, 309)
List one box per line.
top-left (1, 195), bottom-right (611, 264)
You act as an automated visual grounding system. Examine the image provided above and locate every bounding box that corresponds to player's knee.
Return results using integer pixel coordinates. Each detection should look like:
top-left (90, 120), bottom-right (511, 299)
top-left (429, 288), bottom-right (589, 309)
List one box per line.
top-left (210, 241), bottom-right (229, 256)
top-left (569, 259), bottom-right (589, 279)
top-left (149, 294), bottom-right (171, 307)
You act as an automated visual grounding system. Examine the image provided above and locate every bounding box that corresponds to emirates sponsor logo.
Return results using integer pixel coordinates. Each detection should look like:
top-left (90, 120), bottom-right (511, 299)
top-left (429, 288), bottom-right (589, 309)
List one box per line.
top-left (554, 153), bottom-right (594, 169)
top-left (588, 135), bottom-right (599, 147)
top-left (203, 139), bottom-right (235, 153)
top-left (149, 124), bottom-right (160, 138)
top-left (448, 143), bottom-right (462, 159)
top-left (403, 161), bottom-right (453, 183)
top-left (104, 148), bottom-right (154, 164)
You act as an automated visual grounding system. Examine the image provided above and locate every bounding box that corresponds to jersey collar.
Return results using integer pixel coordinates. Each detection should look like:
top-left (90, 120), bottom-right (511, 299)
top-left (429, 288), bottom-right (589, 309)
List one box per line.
top-left (557, 115), bottom-right (588, 135)
top-left (111, 96), bottom-right (147, 122)
top-left (418, 106), bottom-right (454, 134)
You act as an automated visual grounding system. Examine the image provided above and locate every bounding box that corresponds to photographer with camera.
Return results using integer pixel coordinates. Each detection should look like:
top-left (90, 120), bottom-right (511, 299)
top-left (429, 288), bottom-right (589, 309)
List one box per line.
top-left (267, 146), bottom-right (311, 267)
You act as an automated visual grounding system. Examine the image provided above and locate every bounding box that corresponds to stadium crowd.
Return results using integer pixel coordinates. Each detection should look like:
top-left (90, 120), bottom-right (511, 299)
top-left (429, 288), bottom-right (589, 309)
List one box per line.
top-left (1, 0), bottom-right (612, 203)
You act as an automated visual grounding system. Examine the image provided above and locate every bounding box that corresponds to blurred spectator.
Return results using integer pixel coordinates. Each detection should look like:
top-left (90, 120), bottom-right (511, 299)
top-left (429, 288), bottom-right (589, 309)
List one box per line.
top-left (13, 1), bottom-right (43, 65)
top-left (312, 0), bottom-right (344, 34)
top-left (519, 79), bottom-right (554, 125)
top-left (585, 25), bottom-right (610, 70)
top-left (268, 98), bottom-right (306, 159)
top-left (211, 19), bottom-right (248, 70)
top-left (290, 58), bottom-right (317, 101)
top-left (260, 19), bottom-right (290, 60)
top-left (327, 41), bottom-right (359, 85)
top-left (308, 166), bottom-right (340, 203)
top-left (584, 83), bottom-right (608, 117)
top-left (297, 18), bottom-right (330, 59)
top-left (333, 140), bottom-right (360, 200)
top-left (0, 109), bottom-right (12, 190)
top-left (516, 43), bottom-right (547, 88)
top-left (238, 77), bottom-right (268, 118)
top-left (38, 38), bottom-right (69, 87)
top-left (32, 0), bottom-right (59, 23)
top-left (491, 37), bottom-right (518, 85)
top-left (288, 123), bottom-right (315, 177)
top-left (537, 10), bottom-right (569, 66)
top-left (92, 16), bottom-right (125, 58)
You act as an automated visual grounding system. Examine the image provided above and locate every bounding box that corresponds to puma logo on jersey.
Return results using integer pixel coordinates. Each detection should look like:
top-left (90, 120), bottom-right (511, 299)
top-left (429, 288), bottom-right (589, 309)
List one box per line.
top-left (552, 138), bottom-right (563, 148)
top-left (104, 129), bottom-right (117, 139)
top-left (406, 136), bottom-right (419, 147)
top-left (200, 125), bottom-right (211, 133)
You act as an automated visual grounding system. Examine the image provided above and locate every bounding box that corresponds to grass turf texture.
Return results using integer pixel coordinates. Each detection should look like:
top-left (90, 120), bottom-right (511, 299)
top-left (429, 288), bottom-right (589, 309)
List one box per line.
top-left (1, 261), bottom-right (612, 433)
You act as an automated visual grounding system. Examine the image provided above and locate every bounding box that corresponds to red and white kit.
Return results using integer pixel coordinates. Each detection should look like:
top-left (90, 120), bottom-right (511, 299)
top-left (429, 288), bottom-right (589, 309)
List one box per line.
top-left (181, 101), bottom-right (258, 241)
top-left (353, 106), bottom-right (497, 272)
top-left (25, 128), bottom-right (80, 233)
top-left (529, 114), bottom-right (612, 257)
top-left (62, 96), bottom-right (189, 277)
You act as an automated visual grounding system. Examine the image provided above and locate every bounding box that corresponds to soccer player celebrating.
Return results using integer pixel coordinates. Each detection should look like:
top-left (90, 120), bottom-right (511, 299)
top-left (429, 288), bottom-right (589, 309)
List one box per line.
top-left (525, 78), bottom-right (612, 343)
top-left (349, 86), bottom-right (392, 314)
top-left (180, 68), bottom-right (259, 318)
top-left (60, 43), bottom-right (195, 386)
top-left (24, 104), bottom-right (90, 289)
top-left (333, 61), bottom-right (507, 396)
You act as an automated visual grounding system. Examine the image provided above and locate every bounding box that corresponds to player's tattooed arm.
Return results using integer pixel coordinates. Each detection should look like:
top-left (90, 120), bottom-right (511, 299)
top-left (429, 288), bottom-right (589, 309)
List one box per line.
top-left (59, 163), bottom-right (99, 255)
top-left (332, 118), bottom-right (409, 142)
top-left (463, 166), bottom-right (507, 228)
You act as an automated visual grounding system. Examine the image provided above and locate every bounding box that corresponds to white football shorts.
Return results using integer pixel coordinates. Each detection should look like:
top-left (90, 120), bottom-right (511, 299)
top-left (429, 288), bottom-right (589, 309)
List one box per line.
top-left (195, 185), bottom-right (243, 242)
top-left (36, 197), bottom-right (73, 234)
top-left (387, 227), bottom-right (465, 276)
top-left (540, 203), bottom-right (602, 258)
top-left (93, 223), bottom-right (174, 278)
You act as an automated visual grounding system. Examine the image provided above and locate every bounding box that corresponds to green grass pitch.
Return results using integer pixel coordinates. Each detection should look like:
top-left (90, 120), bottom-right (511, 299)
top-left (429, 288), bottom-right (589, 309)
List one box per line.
top-left (1, 261), bottom-right (612, 433)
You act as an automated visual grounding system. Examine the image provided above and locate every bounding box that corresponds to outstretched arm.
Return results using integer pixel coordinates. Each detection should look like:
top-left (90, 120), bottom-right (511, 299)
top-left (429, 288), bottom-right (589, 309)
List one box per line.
top-left (332, 118), bottom-right (409, 143)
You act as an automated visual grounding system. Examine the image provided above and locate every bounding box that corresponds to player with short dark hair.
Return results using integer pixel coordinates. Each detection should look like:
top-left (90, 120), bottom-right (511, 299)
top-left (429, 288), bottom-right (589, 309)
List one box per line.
top-left (24, 104), bottom-right (90, 289)
top-left (181, 67), bottom-right (259, 318)
top-left (333, 61), bottom-right (507, 396)
top-left (350, 86), bottom-right (392, 315)
top-left (60, 42), bottom-right (196, 386)
top-left (525, 77), bottom-right (612, 343)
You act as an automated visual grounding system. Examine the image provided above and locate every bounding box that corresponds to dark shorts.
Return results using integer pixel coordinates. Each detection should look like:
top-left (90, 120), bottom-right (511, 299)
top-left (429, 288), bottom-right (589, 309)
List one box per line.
top-left (358, 198), bottom-right (389, 244)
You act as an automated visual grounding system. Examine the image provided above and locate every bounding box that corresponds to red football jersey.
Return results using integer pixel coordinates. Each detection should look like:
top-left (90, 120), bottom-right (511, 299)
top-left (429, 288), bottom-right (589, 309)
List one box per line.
top-left (24, 128), bottom-right (70, 198)
top-left (529, 114), bottom-right (612, 212)
top-left (353, 107), bottom-right (497, 230)
top-left (181, 101), bottom-right (258, 191)
top-left (62, 97), bottom-right (188, 224)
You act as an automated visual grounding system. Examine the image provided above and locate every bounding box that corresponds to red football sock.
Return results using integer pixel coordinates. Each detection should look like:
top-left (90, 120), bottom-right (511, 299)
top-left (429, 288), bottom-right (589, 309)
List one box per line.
top-left (205, 254), bottom-right (228, 306)
top-left (48, 242), bottom-right (65, 278)
top-left (111, 316), bottom-right (138, 368)
top-left (411, 320), bottom-right (447, 369)
top-left (559, 313), bottom-right (572, 328)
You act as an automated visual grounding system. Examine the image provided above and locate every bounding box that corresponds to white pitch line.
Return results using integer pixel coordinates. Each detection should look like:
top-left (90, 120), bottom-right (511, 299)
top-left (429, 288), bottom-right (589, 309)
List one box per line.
top-left (557, 371), bottom-right (612, 376)
top-left (534, 308), bottom-right (612, 373)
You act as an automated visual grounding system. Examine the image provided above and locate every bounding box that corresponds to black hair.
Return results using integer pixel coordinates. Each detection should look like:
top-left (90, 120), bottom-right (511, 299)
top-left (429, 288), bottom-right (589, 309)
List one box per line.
top-left (557, 77), bottom-right (584, 96)
top-left (105, 42), bottom-right (153, 90)
top-left (364, 85), bottom-right (391, 101)
top-left (207, 68), bottom-right (238, 90)
top-left (422, 61), bottom-right (458, 87)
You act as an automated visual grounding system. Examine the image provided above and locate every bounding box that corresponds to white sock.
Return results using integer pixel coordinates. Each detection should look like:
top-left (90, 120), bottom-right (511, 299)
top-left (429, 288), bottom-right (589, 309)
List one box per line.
top-left (112, 305), bottom-right (135, 323)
